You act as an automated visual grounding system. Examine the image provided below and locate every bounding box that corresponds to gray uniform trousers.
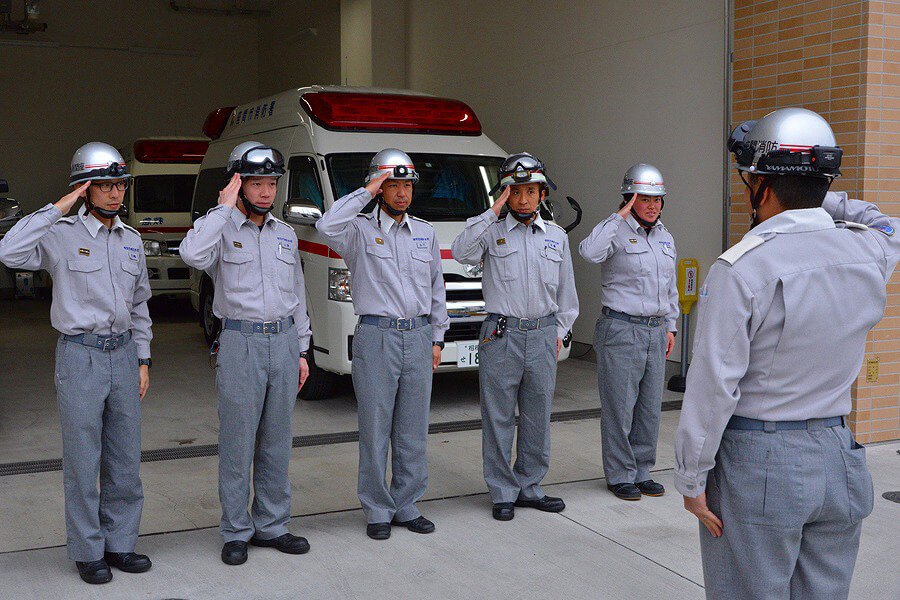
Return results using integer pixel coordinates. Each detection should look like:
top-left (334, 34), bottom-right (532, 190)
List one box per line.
top-left (54, 335), bottom-right (143, 562)
top-left (352, 320), bottom-right (433, 524)
top-left (479, 319), bottom-right (558, 504)
top-left (594, 315), bottom-right (666, 485)
top-left (700, 422), bottom-right (874, 600)
top-left (216, 325), bottom-right (300, 543)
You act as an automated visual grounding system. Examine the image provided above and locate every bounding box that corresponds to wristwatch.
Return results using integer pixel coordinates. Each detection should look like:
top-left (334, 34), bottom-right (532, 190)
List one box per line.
top-left (433, 341), bottom-right (445, 350)
top-left (299, 351), bottom-right (309, 360)
top-left (138, 358), bottom-right (152, 368)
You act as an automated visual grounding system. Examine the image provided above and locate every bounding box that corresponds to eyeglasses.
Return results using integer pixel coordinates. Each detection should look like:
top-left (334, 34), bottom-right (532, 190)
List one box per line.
top-left (93, 180), bottom-right (130, 192)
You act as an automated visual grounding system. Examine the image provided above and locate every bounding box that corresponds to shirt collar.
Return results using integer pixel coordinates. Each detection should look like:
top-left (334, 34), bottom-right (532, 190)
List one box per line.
top-left (78, 204), bottom-right (123, 238)
top-left (231, 206), bottom-right (275, 230)
top-left (747, 207), bottom-right (835, 238)
top-left (379, 211), bottom-right (410, 234)
top-left (504, 212), bottom-right (546, 232)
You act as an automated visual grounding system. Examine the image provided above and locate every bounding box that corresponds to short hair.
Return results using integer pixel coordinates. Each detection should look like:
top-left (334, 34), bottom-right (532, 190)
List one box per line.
top-left (748, 173), bottom-right (831, 210)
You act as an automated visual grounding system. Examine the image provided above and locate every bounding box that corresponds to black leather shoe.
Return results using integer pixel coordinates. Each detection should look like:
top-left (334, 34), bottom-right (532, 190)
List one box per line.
top-left (492, 502), bottom-right (515, 521)
top-left (103, 552), bottom-right (152, 573)
top-left (366, 522), bottom-right (391, 540)
top-left (76, 560), bottom-right (112, 584)
top-left (607, 482), bottom-right (642, 501)
top-left (391, 515), bottom-right (435, 534)
top-left (221, 541), bottom-right (248, 565)
top-left (249, 533), bottom-right (310, 554)
top-left (635, 480), bottom-right (666, 497)
top-left (514, 495), bottom-right (566, 513)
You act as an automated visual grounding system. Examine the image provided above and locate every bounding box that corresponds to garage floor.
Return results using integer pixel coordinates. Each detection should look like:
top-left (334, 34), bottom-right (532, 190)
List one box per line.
top-left (0, 298), bottom-right (898, 599)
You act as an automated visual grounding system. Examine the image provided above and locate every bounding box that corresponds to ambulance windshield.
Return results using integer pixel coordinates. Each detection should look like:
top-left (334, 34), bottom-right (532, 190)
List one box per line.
top-left (327, 153), bottom-right (503, 221)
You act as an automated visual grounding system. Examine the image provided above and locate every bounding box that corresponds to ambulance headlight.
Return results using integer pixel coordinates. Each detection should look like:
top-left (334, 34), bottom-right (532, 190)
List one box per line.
top-left (143, 240), bottom-right (162, 256)
top-left (328, 268), bottom-right (352, 302)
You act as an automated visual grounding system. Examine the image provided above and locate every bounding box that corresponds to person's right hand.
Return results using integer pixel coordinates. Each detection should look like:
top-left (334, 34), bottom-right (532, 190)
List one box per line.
top-left (617, 193), bottom-right (637, 219)
top-left (218, 173), bottom-right (242, 208)
top-left (54, 182), bottom-right (91, 215)
top-left (491, 186), bottom-right (510, 217)
top-left (364, 169), bottom-right (392, 197)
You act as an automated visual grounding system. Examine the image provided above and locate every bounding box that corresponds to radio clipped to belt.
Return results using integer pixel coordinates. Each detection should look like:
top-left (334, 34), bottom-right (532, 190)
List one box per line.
top-left (208, 336), bottom-right (221, 369)
top-left (482, 316), bottom-right (507, 344)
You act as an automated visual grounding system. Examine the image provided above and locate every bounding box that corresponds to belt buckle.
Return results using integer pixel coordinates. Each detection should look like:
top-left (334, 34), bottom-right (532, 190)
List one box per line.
top-left (649, 316), bottom-right (660, 326)
top-left (519, 319), bottom-right (535, 331)
top-left (102, 337), bottom-right (113, 351)
top-left (396, 318), bottom-right (412, 331)
top-left (262, 320), bottom-right (279, 334)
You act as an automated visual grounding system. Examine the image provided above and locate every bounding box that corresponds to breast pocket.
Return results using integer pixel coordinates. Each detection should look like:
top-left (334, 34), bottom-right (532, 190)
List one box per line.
top-left (275, 249), bottom-right (297, 293)
top-left (487, 244), bottom-right (519, 281)
top-left (365, 243), bottom-right (394, 283)
top-left (539, 246), bottom-right (563, 287)
top-left (411, 250), bottom-right (433, 286)
top-left (66, 259), bottom-right (103, 301)
top-left (623, 243), bottom-right (650, 274)
top-left (118, 259), bottom-right (140, 297)
top-left (221, 250), bottom-right (254, 293)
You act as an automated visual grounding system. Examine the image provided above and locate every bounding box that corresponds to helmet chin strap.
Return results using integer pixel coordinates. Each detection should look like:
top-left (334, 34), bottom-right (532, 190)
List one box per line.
top-left (741, 172), bottom-right (768, 230)
top-left (378, 197), bottom-right (406, 217)
top-left (84, 187), bottom-right (120, 219)
top-left (239, 189), bottom-right (273, 216)
top-left (510, 209), bottom-right (536, 223)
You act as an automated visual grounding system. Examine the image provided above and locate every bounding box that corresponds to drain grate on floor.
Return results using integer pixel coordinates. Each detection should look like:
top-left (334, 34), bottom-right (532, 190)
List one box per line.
top-left (0, 402), bottom-right (681, 477)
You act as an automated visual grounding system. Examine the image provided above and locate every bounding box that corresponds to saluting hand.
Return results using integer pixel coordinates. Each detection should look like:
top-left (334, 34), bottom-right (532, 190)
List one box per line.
top-left (139, 365), bottom-right (150, 400)
top-left (54, 182), bottom-right (91, 215)
top-left (364, 169), bottom-right (392, 197)
top-left (684, 492), bottom-right (723, 538)
top-left (617, 193), bottom-right (637, 219)
top-left (666, 332), bottom-right (676, 358)
top-left (218, 173), bottom-right (242, 208)
top-left (298, 357), bottom-right (309, 391)
top-left (491, 186), bottom-right (510, 217)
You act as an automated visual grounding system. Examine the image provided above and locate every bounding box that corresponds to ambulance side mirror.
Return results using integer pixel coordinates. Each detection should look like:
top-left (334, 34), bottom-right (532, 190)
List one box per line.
top-left (283, 201), bottom-right (321, 226)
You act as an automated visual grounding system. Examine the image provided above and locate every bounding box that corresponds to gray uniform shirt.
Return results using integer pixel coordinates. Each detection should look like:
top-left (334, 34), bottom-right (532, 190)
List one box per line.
top-left (674, 192), bottom-right (900, 497)
top-left (578, 213), bottom-right (679, 332)
top-left (451, 209), bottom-right (579, 339)
top-left (0, 203), bottom-right (153, 358)
top-left (179, 205), bottom-right (311, 352)
top-left (315, 187), bottom-right (449, 342)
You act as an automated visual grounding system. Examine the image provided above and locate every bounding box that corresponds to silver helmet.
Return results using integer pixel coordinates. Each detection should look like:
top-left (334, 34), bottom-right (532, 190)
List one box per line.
top-left (226, 141), bottom-right (285, 178)
top-left (491, 152), bottom-right (557, 195)
top-left (728, 107), bottom-right (841, 179)
top-left (69, 142), bottom-right (130, 185)
top-left (365, 148), bottom-right (419, 183)
top-left (620, 163), bottom-right (665, 196)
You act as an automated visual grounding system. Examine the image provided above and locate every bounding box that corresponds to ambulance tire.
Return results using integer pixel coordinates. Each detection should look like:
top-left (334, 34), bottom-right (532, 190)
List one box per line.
top-left (200, 279), bottom-right (221, 347)
top-left (299, 339), bottom-right (338, 401)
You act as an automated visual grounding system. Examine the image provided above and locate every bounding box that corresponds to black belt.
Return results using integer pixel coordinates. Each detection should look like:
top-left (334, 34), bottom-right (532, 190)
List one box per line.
top-left (359, 315), bottom-right (428, 330)
top-left (726, 415), bottom-right (844, 432)
top-left (485, 313), bottom-right (555, 331)
top-left (602, 306), bottom-right (663, 327)
top-left (63, 331), bottom-right (131, 352)
top-left (223, 316), bottom-right (294, 335)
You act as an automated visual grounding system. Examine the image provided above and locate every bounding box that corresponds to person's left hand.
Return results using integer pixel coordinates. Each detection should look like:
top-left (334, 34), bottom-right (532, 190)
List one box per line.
top-left (139, 365), bottom-right (150, 400)
top-left (298, 357), bottom-right (309, 391)
top-left (684, 492), bottom-right (723, 537)
top-left (432, 345), bottom-right (441, 371)
top-left (666, 332), bottom-right (676, 358)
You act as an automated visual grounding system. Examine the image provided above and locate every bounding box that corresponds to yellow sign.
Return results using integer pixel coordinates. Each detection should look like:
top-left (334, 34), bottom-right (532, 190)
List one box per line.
top-left (866, 357), bottom-right (879, 383)
top-left (677, 258), bottom-right (699, 314)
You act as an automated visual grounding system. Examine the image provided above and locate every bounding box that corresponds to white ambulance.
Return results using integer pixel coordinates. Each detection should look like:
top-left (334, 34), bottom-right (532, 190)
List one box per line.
top-left (121, 138), bottom-right (208, 296)
top-left (189, 86), bottom-right (573, 399)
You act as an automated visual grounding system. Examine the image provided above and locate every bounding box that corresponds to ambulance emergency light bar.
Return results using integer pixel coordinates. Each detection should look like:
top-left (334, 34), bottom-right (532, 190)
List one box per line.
top-left (202, 106), bottom-right (236, 140)
top-left (134, 140), bottom-right (209, 164)
top-left (300, 92), bottom-right (482, 135)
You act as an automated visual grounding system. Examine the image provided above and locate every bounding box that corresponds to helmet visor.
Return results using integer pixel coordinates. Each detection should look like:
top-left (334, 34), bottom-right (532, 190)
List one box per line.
top-left (240, 147), bottom-right (285, 175)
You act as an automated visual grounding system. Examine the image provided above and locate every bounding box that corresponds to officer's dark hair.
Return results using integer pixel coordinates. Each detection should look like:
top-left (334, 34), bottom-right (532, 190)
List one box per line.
top-left (748, 173), bottom-right (831, 209)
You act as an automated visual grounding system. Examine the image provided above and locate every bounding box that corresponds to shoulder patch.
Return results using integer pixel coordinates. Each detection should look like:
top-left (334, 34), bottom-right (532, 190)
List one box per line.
top-left (871, 223), bottom-right (895, 236)
top-left (120, 223), bottom-right (141, 236)
top-left (835, 220), bottom-right (869, 232)
top-left (718, 235), bottom-right (766, 265)
top-left (59, 215), bottom-right (79, 224)
top-left (546, 221), bottom-right (565, 232)
top-left (408, 215), bottom-right (431, 225)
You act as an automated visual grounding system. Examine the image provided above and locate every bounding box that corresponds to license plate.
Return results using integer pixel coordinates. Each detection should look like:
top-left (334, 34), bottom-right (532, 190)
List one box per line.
top-left (456, 341), bottom-right (479, 367)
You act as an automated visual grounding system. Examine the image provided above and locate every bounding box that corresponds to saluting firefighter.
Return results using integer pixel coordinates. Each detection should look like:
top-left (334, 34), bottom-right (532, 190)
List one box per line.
top-left (578, 164), bottom-right (678, 501)
top-left (674, 108), bottom-right (898, 600)
top-left (451, 153), bottom-right (578, 521)
top-left (316, 148), bottom-right (449, 540)
top-left (179, 142), bottom-right (312, 566)
top-left (0, 143), bottom-right (152, 584)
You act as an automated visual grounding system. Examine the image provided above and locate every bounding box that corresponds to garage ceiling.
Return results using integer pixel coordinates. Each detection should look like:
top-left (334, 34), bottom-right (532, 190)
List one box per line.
top-left (169, 0), bottom-right (278, 16)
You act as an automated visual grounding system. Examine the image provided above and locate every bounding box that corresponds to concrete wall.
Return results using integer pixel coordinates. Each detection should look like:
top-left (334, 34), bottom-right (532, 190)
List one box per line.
top-left (258, 0), bottom-right (342, 95)
top-left (0, 0), bottom-right (259, 218)
top-left (406, 0), bottom-right (728, 352)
